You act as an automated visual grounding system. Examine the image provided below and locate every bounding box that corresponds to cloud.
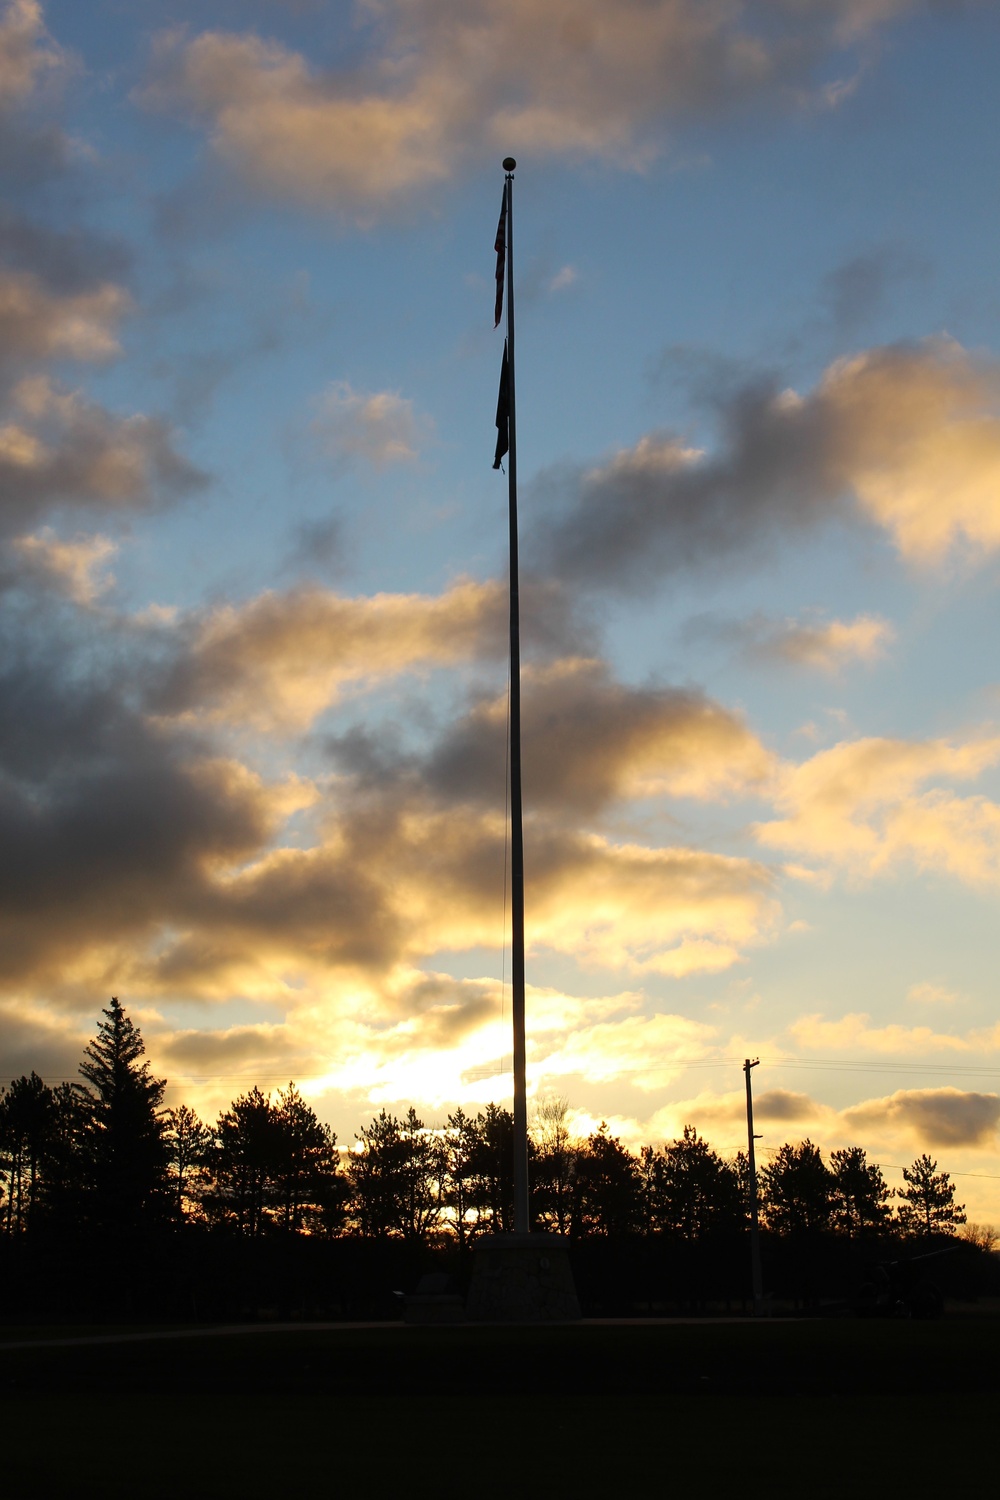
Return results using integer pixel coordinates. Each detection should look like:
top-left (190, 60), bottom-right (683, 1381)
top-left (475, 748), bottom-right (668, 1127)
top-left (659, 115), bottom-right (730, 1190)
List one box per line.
top-left (0, 0), bottom-right (59, 111)
top-left (844, 1088), bottom-right (1000, 1148)
top-left (749, 613), bottom-right (893, 671)
top-left (754, 1087), bottom-right (816, 1122)
top-left (0, 0), bottom-right (72, 177)
top-left (820, 245), bottom-right (927, 334)
top-left (139, 1), bottom-right (917, 215)
top-left (311, 381), bottom-right (430, 470)
top-left (0, 267), bottom-right (130, 371)
top-left (788, 1011), bottom-right (975, 1056)
top-left (0, 377), bottom-right (206, 534)
top-left (531, 338), bottom-right (1000, 592)
top-left (549, 265), bottom-right (578, 293)
top-left (533, 1010), bottom-right (717, 1090)
top-left (10, 526), bottom-right (117, 603)
top-left (647, 1079), bottom-right (1000, 1165)
top-left (417, 656), bottom-right (774, 814)
top-left (0, 650), bottom-right (308, 995)
top-left (155, 576), bottom-right (513, 731)
top-left (691, 609), bottom-right (893, 672)
top-left (0, 210), bottom-right (132, 297)
top-left (907, 981), bottom-right (959, 1006)
top-left (757, 731), bottom-right (1000, 884)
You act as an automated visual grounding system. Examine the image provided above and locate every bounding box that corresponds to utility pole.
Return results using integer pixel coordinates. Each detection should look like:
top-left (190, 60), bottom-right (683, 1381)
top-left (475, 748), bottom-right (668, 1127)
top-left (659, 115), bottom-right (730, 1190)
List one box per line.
top-left (744, 1057), bottom-right (764, 1317)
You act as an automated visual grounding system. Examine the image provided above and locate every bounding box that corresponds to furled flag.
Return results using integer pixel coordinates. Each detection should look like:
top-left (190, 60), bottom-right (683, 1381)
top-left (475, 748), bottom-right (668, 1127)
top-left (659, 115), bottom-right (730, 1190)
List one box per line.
top-left (494, 193), bottom-right (507, 329)
top-left (493, 341), bottom-right (509, 470)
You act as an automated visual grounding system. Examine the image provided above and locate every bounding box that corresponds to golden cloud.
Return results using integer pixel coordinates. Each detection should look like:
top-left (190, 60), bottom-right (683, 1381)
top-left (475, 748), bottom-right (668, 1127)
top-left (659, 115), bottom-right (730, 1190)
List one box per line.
top-left (140, 0), bottom-right (915, 213)
top-left (757, 731), bottom-right (1000, 883)
top-left (820, 338), bottom-right (1000, 563)
top-left (159, 576), bottom-right (510, 731)
top-left (753, 612), bottom-right (893, 672)
top-left (533, 338), bottom-right (1000, 593)
top-left (424, 656), bottom-right (774, 814)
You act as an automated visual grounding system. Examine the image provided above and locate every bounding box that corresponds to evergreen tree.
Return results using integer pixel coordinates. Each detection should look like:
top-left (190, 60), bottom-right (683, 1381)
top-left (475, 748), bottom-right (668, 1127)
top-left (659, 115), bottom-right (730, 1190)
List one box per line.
top-left (760, 1140), bottom-right (833, 1235)
top-left (78, 997), bottom-right (169, 1228)
top-left (897, 1154), bottom-right (966, 1237)
top-left (442, 1107), bottom-right (479, 1247)
top-left (0, 1073), bottom-right (56, 1233)
top-left (208, 1086), bottom-right (277, 1237)
top-left (570, 1125), bottom-right (642, 1237)
top-left (642, 1126), bottom-right (743, 1239)
top-left (164, 1104), bottom-right (213, 1221)
top-left (829, 1147), bottom-right (892, 1236)
top-left (271, 1084), bottom-right (345, 1235)
top-left (348, 1108), bottom-right (444, 1242)
top-left (465, 1103), bottom-right (516, 1235)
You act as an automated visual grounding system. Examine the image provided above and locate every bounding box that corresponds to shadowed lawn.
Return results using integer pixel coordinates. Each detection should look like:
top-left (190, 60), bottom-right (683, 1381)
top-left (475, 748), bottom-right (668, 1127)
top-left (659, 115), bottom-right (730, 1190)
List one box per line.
top-left (3, 1319), bottom-right (997, 1496)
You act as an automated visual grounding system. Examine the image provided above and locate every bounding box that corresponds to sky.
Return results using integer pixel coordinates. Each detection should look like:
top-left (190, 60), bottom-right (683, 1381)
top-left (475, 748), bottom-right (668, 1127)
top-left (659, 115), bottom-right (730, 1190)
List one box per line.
top-left (3, 0), bottom-right (1000, 1218)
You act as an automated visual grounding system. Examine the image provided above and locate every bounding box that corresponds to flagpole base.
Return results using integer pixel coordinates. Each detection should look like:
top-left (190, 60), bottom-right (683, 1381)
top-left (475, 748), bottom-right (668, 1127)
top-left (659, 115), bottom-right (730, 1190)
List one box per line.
top-left (465, 1233), bottom-right (581, 1323)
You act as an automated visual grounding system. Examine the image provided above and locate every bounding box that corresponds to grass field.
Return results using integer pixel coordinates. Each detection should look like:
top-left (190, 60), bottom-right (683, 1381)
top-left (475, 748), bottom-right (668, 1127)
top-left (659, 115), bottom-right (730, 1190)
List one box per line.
top-left (3, 1318), bottom-right (997, 1497)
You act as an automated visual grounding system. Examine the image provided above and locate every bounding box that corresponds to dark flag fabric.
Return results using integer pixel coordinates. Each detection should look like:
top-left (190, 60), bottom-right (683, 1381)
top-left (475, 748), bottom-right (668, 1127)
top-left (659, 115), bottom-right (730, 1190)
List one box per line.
top-left (493, 341), bottom-right (509, 470)
top-left (494, 193), bottom-right (507, 328)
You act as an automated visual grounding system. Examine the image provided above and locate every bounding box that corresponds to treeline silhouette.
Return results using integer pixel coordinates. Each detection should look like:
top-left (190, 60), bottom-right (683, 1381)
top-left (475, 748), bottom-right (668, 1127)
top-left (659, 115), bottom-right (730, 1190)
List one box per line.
top-left (1, 999), bottom-right (996, 1322)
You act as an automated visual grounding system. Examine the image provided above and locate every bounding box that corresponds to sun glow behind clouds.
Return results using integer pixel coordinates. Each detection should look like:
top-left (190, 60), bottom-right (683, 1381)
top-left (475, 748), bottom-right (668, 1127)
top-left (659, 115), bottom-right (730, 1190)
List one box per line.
top-left (3, 0), bottom-right (1000, 1222)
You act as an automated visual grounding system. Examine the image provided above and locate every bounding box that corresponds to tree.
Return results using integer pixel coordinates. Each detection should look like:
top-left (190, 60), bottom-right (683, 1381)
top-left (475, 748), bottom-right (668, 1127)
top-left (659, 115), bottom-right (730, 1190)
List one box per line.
top-left (829, 1147), bottom-right (892, 1237)
top-left (896, 1154), bottom-right (966, 1238)
top-left (78, 997), bottom-right (169, 1228)
top-left (532, 1097), bottom-right (577, 1236)
top-left (348, 1108), bottom-right (444, 1241)
top-left (961, 1222), bottom-right (999, 1252)
top-left (570, 1125), bottom-right (642, 1237)
top-left (271, 1084), bottom-right (345, 1235)
top-left (760, 1141), bottom-right (833, 1235)
top-left (442, 1107), bottom-right (479, 1247)
top-left (209, 1086), bottom-right (278, 1237)
top-left (164, 1105), bottom-right (212, 1221)
top-left (642, 1126), bottom-right (743, 1239)
top-left (465, 1103), bottom-right (516, 1236)
top-left (207, 1084), bottom-right (344, 1236)
top-left (0, 1073), bottom-right (56, 1233)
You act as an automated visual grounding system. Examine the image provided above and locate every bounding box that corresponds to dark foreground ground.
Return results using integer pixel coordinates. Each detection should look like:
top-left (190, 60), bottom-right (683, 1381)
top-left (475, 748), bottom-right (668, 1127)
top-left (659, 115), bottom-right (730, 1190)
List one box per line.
top-left (2, 1314), bottom-right (996, 1497)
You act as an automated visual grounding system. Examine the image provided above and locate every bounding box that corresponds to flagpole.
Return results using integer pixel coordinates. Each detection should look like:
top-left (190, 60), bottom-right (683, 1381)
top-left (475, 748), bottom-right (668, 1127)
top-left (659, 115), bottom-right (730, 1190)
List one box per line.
top-left (502, 156), bottom-right (530, 1236)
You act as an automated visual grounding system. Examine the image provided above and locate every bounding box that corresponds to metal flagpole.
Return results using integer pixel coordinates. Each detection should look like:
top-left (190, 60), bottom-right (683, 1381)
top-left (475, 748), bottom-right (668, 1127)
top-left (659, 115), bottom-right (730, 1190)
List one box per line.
top-left (744, 1057), bottom-right (764, 1316)
top-left (503, 156), bottom-right (530, 1235)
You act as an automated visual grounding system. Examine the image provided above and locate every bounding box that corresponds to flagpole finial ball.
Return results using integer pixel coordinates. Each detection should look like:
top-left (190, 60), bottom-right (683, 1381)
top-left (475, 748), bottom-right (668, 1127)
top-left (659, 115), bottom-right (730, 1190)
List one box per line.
top-left (503, 157), bottom-right (517, 172)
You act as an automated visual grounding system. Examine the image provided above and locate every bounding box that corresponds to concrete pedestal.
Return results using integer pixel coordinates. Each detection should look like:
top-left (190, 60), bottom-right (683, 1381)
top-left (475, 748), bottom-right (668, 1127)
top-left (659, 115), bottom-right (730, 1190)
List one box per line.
top-left (465, 1233), bottom-right (581, 1323)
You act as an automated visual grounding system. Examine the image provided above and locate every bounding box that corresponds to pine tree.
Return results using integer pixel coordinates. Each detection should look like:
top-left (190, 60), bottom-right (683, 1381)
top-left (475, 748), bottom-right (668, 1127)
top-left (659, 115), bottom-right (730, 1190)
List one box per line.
top-left (164, 1104), bottom-right (212, 1221)
top-left (760, 1140), bottom-right (833, 1234)
top-left (642, 1126), bottom-right (744, 1239)
top-left (0, 1073), bottom-right (56, 1233)
top-left (897, 1154), bottom-right (966, 1237)
top-left (830, 1147), bottom-right (892, 1237)
top-left (78, 997), bottom-right (169, 1229)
